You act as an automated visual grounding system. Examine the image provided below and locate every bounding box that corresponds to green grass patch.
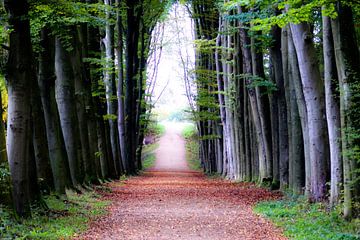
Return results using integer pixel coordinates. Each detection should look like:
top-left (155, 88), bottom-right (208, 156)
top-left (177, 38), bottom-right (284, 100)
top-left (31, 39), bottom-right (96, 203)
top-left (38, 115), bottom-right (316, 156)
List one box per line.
top-left (254, 197), bottom-right (360, 240)
top-left (142, 153), bottom-right (156, 170)
top-left (142, 143), bottom-right (159, 170)
top-left (182, 124), bottom-right (202, 171)
top-left (0, 189), bottom-right (109, 239)
top-left (146, 122), bottom-right (165, 137)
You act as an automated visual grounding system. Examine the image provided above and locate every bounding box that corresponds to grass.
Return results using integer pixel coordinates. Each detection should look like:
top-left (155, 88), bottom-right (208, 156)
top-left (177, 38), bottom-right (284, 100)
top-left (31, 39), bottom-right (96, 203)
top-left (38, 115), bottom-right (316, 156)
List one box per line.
top-left (142, 143), bottom-right (160, 170)
top-left (146, 122), bottom-right (165, 137)
top-left (182, 124), bottom-right (202, 171)
top-left (0, 189), bottom-right (109, 239)
top-left (254, 197), bottom-right (360, 240)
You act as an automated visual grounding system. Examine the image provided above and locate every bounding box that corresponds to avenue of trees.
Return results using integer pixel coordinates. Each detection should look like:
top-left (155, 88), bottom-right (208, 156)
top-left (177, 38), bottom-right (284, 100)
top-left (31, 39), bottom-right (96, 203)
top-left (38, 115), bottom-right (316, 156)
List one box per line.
top-left (0, 0), bottom-right (359, 222)
top-left (188, 0), bottom-right (360, 220)
top-left (0, 0), bottom-right (171, 217)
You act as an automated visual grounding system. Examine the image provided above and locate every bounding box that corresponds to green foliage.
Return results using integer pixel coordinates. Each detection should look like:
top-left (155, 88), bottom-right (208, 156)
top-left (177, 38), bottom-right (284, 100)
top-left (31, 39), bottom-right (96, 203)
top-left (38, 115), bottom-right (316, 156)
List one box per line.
top-left (141, 143), bottom-right (160, 170)
top-left (243, 74), bottom-right (278, 94)
top-left (0, 163), bottom-right (11, 204)
top-left (146, 122), bottom-right (165, 137)
top-left (182, 124), bottom-right (201, 171)
top-left (254, 198), bottom-right (360, 240)
top-left (142, 152), bottom-right (156, 170)
top-left (168, 109), bottom-right (192, 122)
top-left (0, 190), bottom-right (109, 239)
top-left (103, 114), bottom-right (118, 121)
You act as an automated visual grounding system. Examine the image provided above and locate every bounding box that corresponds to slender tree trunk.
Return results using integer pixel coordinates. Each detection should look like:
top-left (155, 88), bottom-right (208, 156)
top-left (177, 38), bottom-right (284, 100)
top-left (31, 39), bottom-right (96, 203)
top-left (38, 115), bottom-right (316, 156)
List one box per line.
top-left (288, 30), bottom-right (311, 197)
top-left (55, 36), bottom-right (83, 187)
top-left (87, 23), bottom-right (109, 179)
top-left (125, 0), bottom-right (141, 174)
top-left (38, 29), bottom-right (71, 194)
top-left (104, 0), bottom-right (121, 176)
top-left (331, 2), bottom-right (360, 218)
top-left (79, 23), bottom-right (101, 182)
top-left (287, 43), bottom-right (304, 194)
top-left (116, 0), bottom-right (127, 173)
top-left (290, 22), bottom-right (329, 202)
top-left (72, 27), bottom-right (94, 183)
top-left (281, 27), bottom-right (290, 189)
top-left (239, 24), bottom-right (266, 183)
top-left (323, 12), bottom-right (342, 207)
top-left (268, 25), bottom-right (281, 189)
top-left (251, 32), bottom-right (272, 182)
top-left (31, 73), bottom-right (53, 191)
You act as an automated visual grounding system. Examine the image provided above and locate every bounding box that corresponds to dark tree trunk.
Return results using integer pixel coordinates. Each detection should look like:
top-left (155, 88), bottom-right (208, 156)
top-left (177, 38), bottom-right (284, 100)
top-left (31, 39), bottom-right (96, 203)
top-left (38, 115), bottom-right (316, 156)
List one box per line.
top-left (31, 72), bottom-right (54, 191)
top-left (104, 0), bottom-right (121, 177)
top-left (38, 28), bottom-right (72, 194)
top-left (5, 0), bottom-right (33, 217)
top-left (125, 0), bottom-right (141, 174)
top-left (331, 2), bottom-right (360, 218)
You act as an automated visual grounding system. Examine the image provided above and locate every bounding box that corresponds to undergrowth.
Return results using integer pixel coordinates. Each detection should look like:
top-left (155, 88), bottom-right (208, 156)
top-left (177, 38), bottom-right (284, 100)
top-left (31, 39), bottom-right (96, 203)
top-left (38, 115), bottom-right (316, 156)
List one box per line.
top-left (142, 143), bottom-right (159, 170)
top-left (182, 124), bottom-right (201, 171)
top-left (146, 122), bottom-right (165, 137)
top-left (254, 197), bottom-right (360, 240)
top-left (0, 189), bottom-right (109, 239)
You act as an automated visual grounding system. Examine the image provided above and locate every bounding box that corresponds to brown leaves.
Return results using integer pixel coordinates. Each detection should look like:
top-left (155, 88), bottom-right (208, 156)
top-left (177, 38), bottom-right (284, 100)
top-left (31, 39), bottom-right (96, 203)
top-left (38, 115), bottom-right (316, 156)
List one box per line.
top-left (75, 171), bottom-right (286, 240)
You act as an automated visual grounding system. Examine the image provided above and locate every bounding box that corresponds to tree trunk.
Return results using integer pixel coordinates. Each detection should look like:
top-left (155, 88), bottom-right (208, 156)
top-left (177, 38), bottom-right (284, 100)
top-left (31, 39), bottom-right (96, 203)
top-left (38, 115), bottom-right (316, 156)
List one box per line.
top-left (125, 0), bottom-right (141, 174)
top-left (290, 22), bottom-right (329, 202)
top-left (87, 22), bottom-right (109, 179)
top-left (331, 2), bottom-right (360, 218)
top-left (31, 71), bottom-right (54, 191)
top-left (55, 36), bottom-right (83, 187)
top-left (5, 0), bottom-right (33, 217)
top-left (322, 12), bottom-right (342, 207)
top-left (104, 0), bottom-right (121, 176)
top-left (116, 0), bottom-right (127, 173)
top-left (281, 27), bottom-right (290, 189)
top-left (38, 29), bottom-right (71, 194)
top-left (288, 29), bottom-right (311, 197)
top-left (71, 27), bottom-right (94, 183)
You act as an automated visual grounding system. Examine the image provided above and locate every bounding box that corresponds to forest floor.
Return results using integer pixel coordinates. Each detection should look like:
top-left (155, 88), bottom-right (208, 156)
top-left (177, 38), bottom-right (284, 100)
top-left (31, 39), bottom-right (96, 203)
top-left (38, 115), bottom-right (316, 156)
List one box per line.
top-left (75, 123), bottom-right (287, 240)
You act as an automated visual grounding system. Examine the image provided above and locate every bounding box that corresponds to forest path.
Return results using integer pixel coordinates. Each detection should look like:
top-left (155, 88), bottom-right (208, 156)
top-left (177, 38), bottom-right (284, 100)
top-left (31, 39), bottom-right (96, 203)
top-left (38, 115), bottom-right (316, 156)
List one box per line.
top-left (76, 123), bottom-right (286, 240)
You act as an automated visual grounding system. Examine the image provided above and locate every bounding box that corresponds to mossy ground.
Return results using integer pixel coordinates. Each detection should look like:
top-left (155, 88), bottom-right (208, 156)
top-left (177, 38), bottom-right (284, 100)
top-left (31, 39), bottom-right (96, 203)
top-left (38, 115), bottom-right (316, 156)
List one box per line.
top-left (254, 197), bottom-right (360, 240)
top-left (182, 124), bottom-right (202, 171)
top-left (0, 189), bottom-right (109, 239)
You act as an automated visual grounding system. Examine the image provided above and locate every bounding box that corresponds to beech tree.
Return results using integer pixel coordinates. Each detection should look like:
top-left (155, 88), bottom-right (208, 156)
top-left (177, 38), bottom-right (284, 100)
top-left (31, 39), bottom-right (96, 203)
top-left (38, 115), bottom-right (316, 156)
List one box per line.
top-left (1, 0), bottom-right (359, 221)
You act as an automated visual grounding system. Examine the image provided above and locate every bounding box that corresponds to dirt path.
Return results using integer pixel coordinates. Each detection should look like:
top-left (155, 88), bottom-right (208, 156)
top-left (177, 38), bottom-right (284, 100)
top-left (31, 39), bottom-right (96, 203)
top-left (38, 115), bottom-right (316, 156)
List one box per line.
top-left (77, 123), bottom-right (286, 240)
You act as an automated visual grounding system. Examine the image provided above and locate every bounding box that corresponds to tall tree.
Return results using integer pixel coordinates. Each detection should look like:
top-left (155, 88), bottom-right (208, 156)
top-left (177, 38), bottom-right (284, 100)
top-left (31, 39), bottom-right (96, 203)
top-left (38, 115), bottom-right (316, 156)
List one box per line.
top-left (331, 1), bottom-right (360, 218)
top-left (5, 0), bottom-right (33, 217)
top-left (290, 22), bottom-right (329, 202)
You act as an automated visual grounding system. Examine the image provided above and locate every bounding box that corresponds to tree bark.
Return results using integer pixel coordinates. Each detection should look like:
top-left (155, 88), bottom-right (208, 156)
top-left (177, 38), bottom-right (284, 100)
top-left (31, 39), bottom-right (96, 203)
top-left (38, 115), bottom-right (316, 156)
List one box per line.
top-left (322, 12), bottom-right (342, 207)
top-left (331, 2), bottom-right (360, 218)
top-left (290, 22), bottom-right (329, 202)
top-left (31, 70), bottom-right (54, 191)
top-left (125, 0), bottom-right (141, 174)
top-left (116, 0), bottom-right (127, 173)
top-left (5, 0), bottom-right (33, 217)
top-left (288, 29), bottom-right (311, 197)
top-left (55, 36), bottom-right (83, 187)
top-left (104, 0), bottom-right (121, 177)
top-left (38, 28), bottom-right (72, 194)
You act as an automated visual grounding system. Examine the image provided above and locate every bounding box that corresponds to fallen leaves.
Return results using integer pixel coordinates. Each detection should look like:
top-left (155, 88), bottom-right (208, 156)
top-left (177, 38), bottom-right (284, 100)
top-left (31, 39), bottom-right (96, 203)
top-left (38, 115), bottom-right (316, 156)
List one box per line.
top-left (75, 171), bottom-right (286, 240)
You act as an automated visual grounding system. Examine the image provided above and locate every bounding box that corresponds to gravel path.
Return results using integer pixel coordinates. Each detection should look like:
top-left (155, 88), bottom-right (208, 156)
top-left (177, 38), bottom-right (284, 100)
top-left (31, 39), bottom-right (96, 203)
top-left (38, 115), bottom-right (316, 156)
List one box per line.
top-left (76, 123), bottom-right (286, 240)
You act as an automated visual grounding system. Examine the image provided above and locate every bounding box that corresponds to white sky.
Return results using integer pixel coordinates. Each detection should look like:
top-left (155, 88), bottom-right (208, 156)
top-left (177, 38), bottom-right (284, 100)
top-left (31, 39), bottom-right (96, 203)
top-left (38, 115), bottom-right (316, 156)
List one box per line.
top-left (147, 3), bottom-right (195, 113)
